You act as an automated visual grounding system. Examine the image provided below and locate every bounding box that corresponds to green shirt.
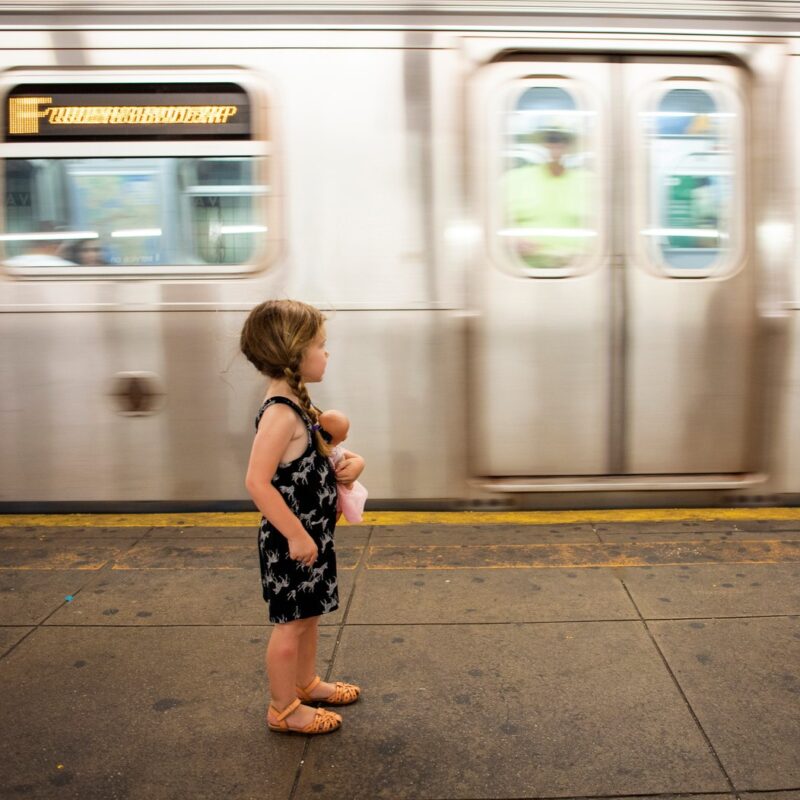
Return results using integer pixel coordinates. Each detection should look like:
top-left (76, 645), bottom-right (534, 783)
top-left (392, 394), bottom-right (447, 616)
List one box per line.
top-left (503, 163), bottom-right (591, 268)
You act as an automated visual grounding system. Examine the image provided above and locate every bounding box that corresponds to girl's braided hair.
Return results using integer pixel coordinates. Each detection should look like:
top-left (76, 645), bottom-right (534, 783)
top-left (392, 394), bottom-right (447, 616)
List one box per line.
top-left (240, 299), bottom-right (331, 456)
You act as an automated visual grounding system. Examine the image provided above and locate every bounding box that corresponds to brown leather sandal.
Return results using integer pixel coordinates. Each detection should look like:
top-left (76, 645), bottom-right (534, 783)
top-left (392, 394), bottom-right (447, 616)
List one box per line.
top-left (297, 675), bottom-right (361, 706)
top-left (267, 698), bottom-right (342, 735)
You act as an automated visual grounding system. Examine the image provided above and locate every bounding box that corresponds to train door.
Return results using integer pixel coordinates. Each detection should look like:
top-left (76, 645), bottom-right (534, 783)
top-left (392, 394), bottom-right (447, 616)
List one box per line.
top-left (470, 56), bottom-right (753, 484)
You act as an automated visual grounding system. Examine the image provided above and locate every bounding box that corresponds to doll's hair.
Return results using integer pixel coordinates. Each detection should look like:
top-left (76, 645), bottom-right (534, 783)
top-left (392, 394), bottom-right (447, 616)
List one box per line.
top-left (240, 299), bottom-right (330, 456)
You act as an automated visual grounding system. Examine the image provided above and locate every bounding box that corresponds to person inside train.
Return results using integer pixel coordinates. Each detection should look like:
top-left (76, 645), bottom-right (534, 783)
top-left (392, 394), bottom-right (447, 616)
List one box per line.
top-left (502, 125), bottom-right (590, 269)
top-left (64, 238), bottom-right (106, 266)
top-left (3, 222), bottom-right (76, 267)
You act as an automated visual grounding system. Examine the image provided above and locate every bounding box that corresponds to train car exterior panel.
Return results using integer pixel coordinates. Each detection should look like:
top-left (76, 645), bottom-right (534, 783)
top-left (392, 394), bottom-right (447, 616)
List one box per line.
top-left (1, 4), bottom-right (799, 507)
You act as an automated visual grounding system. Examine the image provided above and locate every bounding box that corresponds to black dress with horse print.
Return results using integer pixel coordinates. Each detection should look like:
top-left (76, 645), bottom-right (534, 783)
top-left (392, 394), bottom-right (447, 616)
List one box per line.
top-left (254, 396), bottom-right (339, 623)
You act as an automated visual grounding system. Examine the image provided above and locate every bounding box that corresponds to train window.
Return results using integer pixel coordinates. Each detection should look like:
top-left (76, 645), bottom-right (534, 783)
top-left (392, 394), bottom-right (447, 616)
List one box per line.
top-left (2, 157), bottom-right (266, 269)
top-left (641, 85), bottom-right (739, 275)
top-left (496, 82), bottom-right (598, 275)
top-left (1, 77), bottom-right (272, 276)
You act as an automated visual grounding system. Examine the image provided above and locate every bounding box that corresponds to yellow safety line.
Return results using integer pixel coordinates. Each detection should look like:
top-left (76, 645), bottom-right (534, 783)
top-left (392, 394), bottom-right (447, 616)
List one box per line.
top-left (1, 508), bottom-right (800, 527)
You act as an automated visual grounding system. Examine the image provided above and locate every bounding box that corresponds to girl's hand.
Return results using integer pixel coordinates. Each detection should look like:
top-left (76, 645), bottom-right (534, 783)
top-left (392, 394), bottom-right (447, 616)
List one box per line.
top-left (288, 532), bottom-right (318, 567)
top-left (335, 452), bottom-right (365, 487)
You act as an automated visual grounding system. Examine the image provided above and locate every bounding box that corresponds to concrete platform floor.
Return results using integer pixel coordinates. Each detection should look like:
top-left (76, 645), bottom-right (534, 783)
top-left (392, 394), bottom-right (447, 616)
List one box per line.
top-left (0, 510), bottom-right (799, 800)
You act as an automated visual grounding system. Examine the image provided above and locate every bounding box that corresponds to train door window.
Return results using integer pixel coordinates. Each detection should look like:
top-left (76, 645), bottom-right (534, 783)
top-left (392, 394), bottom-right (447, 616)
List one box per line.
top-left (495, 81), bottom-right (599, 276)
top-left (1, 76), bottom-right (273, 276)
top-left (639, 83), bottom-right (742, 276)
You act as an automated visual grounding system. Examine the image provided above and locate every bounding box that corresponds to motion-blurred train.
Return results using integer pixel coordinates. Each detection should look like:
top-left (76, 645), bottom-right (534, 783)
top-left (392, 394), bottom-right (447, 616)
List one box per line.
top-left (2, 0), bottom-right (800, 510)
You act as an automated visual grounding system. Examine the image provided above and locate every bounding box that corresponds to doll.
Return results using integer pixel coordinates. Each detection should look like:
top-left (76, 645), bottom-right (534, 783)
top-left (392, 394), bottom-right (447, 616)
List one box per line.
top-left (317, 409), bottom-right (368, 523)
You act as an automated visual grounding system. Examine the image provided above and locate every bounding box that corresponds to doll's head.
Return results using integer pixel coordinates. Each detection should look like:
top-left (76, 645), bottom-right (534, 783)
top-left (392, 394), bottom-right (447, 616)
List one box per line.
top-left (318, 409), bottom-right (350, 447)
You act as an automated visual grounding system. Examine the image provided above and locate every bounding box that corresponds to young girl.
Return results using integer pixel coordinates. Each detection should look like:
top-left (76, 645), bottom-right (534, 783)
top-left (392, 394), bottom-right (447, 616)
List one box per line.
top-left (241, 299), bottom-right (365, 735)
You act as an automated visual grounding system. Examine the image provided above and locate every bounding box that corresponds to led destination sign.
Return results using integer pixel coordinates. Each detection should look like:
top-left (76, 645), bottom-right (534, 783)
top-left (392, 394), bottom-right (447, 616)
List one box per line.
top-left (11, 100), bottom-right (239, 131)
top-left (6, 83), bottom-right (251, 141)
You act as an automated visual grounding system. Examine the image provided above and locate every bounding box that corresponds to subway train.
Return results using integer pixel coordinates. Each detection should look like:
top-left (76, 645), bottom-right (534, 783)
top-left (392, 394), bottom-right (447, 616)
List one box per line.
top-left (2, 1), bottom-right (800, 511)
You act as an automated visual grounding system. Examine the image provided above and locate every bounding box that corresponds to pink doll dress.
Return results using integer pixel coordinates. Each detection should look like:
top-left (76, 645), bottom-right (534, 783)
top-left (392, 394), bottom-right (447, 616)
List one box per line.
top-left (330, 445), bottom-right (368, 523)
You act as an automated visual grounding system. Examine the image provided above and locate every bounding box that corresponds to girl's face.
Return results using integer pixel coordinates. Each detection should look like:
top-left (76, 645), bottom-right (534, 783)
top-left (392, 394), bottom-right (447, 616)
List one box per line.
top-left (299, 327), bottom-right (328, 383)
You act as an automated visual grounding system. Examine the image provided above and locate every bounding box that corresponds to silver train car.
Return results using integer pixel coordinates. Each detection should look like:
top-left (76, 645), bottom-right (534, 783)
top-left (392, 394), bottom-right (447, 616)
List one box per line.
top-left (2, 1), bottom-right (800, 510)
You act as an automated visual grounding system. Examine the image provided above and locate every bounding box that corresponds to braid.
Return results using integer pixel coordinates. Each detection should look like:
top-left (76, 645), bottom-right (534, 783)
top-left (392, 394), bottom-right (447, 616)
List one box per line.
top-left (283, 367), bottom-right (331, 457)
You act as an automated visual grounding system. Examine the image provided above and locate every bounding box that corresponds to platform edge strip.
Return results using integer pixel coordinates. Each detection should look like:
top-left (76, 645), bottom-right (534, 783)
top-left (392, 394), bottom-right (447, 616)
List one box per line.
top-left (3, 508), bottom-right (800, 527)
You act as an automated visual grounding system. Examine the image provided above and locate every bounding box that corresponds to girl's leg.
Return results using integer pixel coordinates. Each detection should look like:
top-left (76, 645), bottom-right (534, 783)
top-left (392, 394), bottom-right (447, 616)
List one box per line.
top-left (296, 615), bottom-right (321, 690)
top-left (266, 618), bottom-right (320, 728)
top-left (296, 616), bottom-right (357, 701)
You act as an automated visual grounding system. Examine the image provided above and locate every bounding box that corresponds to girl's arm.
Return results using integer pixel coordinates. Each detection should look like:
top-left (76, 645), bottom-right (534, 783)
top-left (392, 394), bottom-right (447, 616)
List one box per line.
top-left (334, 449), bottom-right (365, 487)
top-left (245, 405), bottom-right (318, 567)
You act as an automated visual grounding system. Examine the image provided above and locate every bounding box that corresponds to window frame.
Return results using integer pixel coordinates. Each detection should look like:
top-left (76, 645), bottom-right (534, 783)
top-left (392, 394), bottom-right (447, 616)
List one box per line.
top-left (633, 77), bottom-right (746, 280)
top-left (0, 68), bottom-right (276, 280)
top-left (489, 75), bottom-right (605, 280)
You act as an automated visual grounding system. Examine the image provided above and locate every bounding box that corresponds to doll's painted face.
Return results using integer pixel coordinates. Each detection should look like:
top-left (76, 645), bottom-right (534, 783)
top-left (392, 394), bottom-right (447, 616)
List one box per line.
top-left (318, 409), bottom-right (349, 447)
